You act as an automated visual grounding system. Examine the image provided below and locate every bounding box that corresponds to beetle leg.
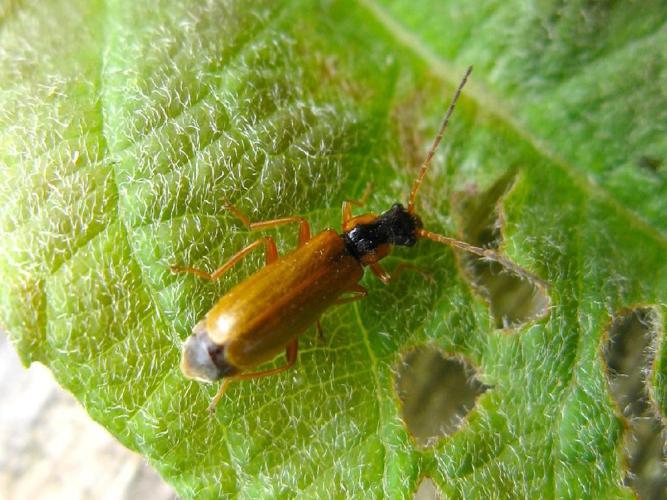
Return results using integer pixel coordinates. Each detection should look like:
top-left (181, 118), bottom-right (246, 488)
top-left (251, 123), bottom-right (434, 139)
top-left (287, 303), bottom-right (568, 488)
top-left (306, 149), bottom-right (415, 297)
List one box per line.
top-left (333, 284), bottom-right (368, 305)
top-left (236, 339), bottom-right (299, 381)
top-left (221, 339), bottom-right (299, 383)
top-left (317, 285), bottom-right (368, 344)
top-left (316, 319), bottom-right (325, 343)
top-left (389, 262), bottom-right (435, 283)
top-left (207, 339), bottom-right (299, 412)
top-left (368, 262), bottom-right (432, 286)
top-left (208, 378), bottom-right (234, 412)
top-left (341, 182), bottom-right (373, 227)
top-left (171, 236), bottom-right (278, 281)
top-left (224, 200), bottom-right (311, 246)
top-left (369, 262), bottom-right (391, 285)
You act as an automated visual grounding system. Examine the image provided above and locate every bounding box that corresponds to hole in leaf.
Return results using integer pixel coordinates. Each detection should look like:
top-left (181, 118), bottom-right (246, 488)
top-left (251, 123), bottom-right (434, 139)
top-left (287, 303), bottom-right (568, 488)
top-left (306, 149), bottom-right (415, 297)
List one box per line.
top-left (603, 307), bottom-right (667, 499)
top-left (455, 170), bottom-right (549, 329)
top-left (414, 477), bottom-right (441, 500)
top-left (637, 155), bottom-right (663, 176)
top-left (395, 346), bottom-right (488, 446)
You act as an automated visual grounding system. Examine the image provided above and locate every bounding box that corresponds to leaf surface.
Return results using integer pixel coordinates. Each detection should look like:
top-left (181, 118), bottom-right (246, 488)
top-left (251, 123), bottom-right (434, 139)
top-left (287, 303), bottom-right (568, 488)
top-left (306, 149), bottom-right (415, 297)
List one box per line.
top-left (1, 0), bottom-right (666, 497)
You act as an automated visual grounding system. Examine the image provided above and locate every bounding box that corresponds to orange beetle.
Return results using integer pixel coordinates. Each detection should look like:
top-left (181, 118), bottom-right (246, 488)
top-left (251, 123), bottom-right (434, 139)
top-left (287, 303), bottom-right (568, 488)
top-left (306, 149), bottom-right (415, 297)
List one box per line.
top-left (172, 66), bottom-right (515, 411)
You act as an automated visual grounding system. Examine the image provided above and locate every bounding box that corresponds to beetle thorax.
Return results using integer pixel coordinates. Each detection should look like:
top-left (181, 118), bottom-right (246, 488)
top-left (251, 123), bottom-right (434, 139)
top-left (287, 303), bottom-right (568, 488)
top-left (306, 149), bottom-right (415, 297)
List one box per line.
top-left (342, 203), bottom-right (422, 262)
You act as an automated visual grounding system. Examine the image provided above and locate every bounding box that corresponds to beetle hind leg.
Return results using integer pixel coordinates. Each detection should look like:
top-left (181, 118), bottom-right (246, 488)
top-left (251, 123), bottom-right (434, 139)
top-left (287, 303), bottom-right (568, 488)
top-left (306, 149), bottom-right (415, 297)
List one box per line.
top-left (207, 339), bottom-right (299, 412)
top-left (208, 378), bottom-right (234, 412)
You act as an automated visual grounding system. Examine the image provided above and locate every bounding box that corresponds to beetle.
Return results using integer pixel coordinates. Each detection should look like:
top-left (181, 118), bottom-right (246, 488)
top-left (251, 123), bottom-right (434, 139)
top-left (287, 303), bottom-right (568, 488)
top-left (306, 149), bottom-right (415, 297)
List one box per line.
top-left (172, 66), bottom-right (525, 411)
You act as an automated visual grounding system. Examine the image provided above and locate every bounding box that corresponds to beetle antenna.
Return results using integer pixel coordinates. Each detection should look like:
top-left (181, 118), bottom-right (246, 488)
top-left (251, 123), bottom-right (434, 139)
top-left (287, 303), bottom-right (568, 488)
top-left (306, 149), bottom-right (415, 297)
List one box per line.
top-left (417, 228), bottom-right (548, 288)
top-left (408, 65), bottom-right (473, 214)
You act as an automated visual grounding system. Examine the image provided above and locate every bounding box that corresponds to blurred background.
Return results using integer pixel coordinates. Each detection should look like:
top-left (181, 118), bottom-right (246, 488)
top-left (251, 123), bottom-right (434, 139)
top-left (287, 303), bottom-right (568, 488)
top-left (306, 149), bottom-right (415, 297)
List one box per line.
top-left (0, 331), bottom-right (175, 500)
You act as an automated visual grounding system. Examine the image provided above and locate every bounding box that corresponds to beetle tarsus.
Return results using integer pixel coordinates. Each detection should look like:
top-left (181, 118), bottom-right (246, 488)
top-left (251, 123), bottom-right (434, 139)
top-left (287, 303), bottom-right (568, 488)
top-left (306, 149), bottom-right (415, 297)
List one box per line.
top-left (208, 378), bottom-right (234, 413)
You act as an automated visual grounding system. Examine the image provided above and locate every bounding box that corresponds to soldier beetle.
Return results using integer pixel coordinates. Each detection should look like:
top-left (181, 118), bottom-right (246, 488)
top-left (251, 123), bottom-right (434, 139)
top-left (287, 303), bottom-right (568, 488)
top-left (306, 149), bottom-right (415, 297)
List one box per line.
top-left (172, 66), bottom-right (527, 411)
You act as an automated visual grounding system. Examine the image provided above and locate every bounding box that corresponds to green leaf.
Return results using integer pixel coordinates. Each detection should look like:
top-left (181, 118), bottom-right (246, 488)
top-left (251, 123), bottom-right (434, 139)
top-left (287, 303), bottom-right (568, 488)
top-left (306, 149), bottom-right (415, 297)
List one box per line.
top-left (1, 0), bottom-right (666, 497)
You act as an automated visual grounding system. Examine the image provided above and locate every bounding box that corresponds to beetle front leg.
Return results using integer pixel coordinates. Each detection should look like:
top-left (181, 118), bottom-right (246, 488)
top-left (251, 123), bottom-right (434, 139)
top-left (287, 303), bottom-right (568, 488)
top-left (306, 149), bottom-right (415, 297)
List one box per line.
top-left (369, 262), bottom-right (433, 286)
top-left (341, 182), bottom-right (373, 228)
top-left (369, 262), bottom-right (391, 285)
